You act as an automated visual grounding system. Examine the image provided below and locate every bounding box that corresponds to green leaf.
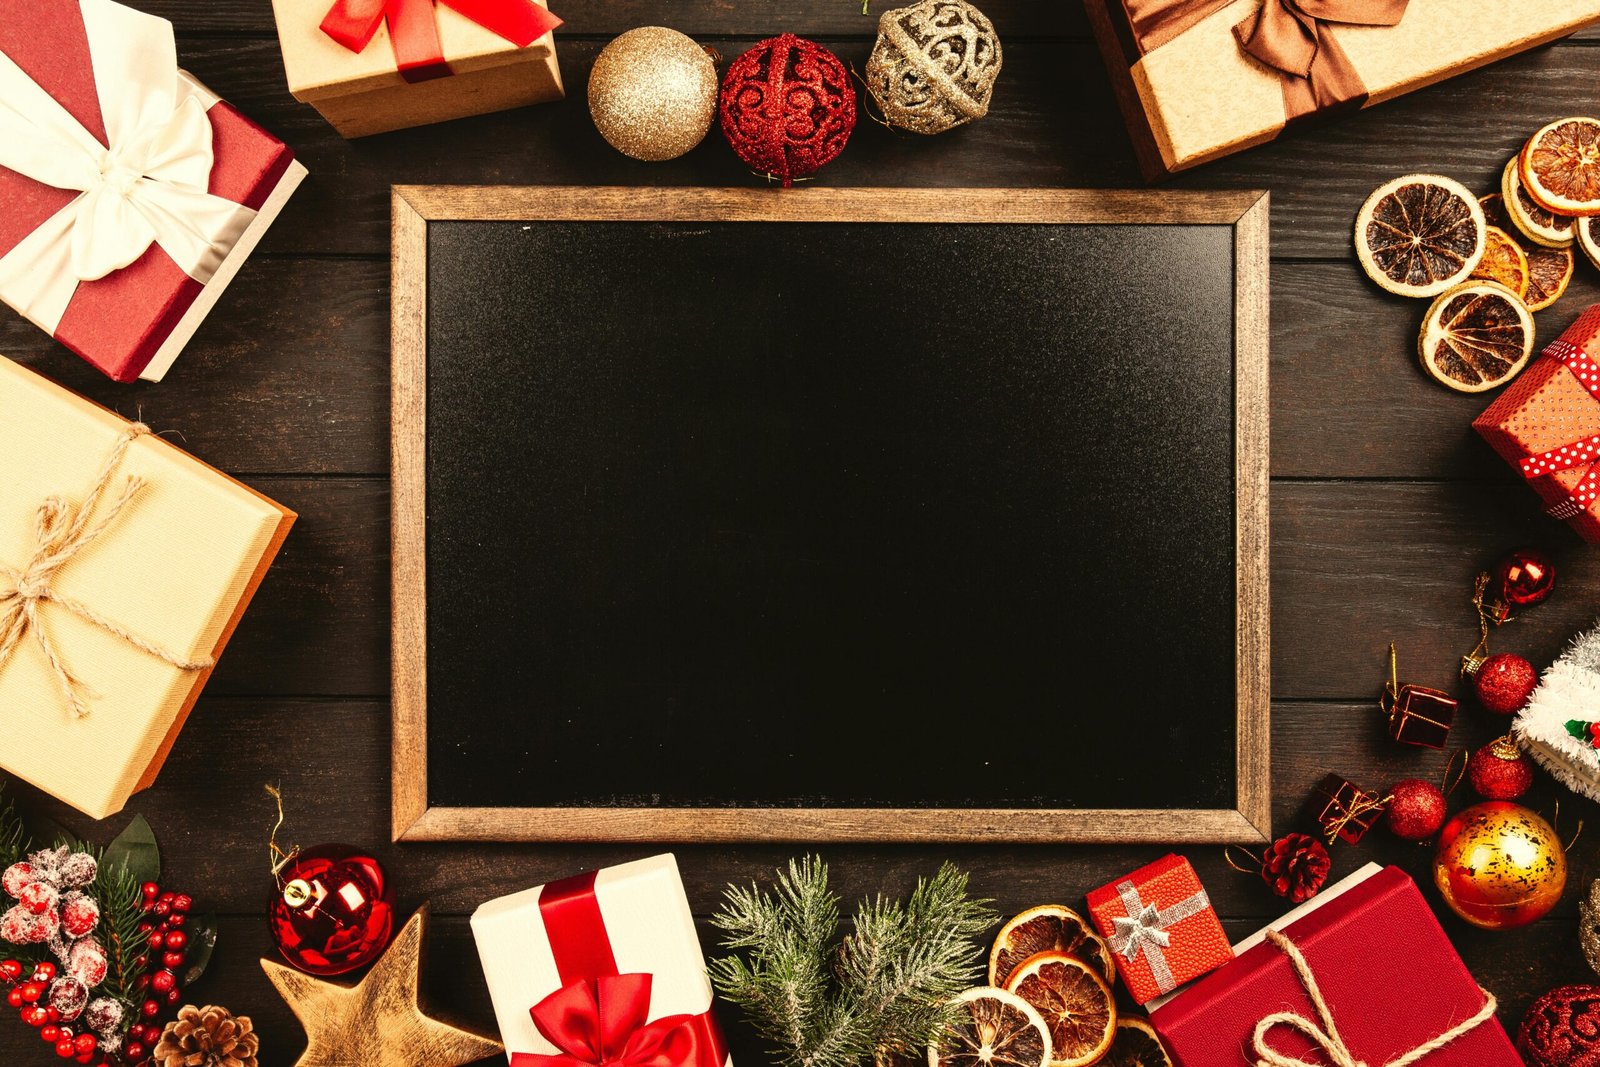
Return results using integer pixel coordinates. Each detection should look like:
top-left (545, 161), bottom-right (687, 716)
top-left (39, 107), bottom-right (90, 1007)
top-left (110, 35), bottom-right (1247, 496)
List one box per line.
top-left (181, 914), bottom-right (219, 987)
top-left (102, 815), bottom-right (160, 884)
top-left (27, 815), bottom-right (76, 851)
top-left (1566, 719), bottom-right (1594, 741)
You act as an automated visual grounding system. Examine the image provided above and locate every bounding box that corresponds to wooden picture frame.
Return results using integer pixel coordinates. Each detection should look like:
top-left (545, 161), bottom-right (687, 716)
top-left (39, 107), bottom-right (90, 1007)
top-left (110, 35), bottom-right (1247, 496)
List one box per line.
top-left (391, 186), bottom-right (1271, 845)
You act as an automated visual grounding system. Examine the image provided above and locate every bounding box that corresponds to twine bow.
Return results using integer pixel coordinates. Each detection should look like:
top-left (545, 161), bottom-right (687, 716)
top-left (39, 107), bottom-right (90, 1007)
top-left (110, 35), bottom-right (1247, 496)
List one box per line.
top-left (1109, 880), bottom-right (1212, 994)
top-left (0, 424), bottom-right (213, 718)
top-left (1252, 928), bottom-right (1495, 1067)
top-left (1233, 0), bottom-right (1409, 118)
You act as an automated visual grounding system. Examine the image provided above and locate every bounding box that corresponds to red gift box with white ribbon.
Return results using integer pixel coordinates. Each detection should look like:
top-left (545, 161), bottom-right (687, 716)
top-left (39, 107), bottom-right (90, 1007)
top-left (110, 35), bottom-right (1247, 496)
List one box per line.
top-left (0, 0), bottom-right (306, 382)
top-left (471, 855), bottom-right (732, 1067)
top-left (1085, 854), bottom-right (1232, 1005)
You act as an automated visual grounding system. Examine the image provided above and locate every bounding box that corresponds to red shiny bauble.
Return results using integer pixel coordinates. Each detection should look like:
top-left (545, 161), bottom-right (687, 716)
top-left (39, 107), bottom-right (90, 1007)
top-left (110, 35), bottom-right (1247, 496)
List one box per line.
top-left (1519, 985), bottom-right (1600, 1066)
top-left (1473, 652), bottom-right (1538, 715)
top-left (718, 34), bottom-right (856, 187)
top-left (1384, 778), bottom-right (1447, 841)
top-left (1493, 548), bottom-right (1555, 611)
top-left (1469, 739), bottom-right (1535, 800)
top-left (268, 846), bottom-right (393, 976)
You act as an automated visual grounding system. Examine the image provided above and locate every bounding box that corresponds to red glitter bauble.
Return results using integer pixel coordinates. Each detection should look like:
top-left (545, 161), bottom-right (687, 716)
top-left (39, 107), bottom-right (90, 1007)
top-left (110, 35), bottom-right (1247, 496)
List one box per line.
top-left (1469, 738), bottom-right (1535, 800)
top-left (1384, 778), bottom-right (1447, 841)
top-left (1494, 547), bottom-right (1556, 611)
top-left (1474, 652), bottom-right (1538, 715)
top-left (718, 33), bottom-right (856, 186)
top-left (1518, 984), bottom-right (1600, 1067)
top-left (268, 846), bottom-right (393, 976)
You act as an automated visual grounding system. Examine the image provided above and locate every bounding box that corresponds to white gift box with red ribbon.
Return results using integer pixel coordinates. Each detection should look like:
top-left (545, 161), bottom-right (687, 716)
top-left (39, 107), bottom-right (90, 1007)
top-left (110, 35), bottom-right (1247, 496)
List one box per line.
top-left (471, 854), bottom-right (733, 1067)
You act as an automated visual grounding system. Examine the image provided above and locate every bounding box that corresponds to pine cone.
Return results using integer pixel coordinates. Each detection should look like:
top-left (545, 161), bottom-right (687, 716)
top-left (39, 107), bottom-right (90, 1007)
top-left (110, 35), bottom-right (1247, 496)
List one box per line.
top-left (1261, 832), bottom-right (1330, 903)
top-left (153, 1005), bottom-right (259, 1067)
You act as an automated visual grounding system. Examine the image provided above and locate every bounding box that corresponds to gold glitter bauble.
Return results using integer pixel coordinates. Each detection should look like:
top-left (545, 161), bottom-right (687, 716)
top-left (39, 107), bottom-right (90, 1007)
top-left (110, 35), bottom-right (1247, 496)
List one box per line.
top-left (865, 0), bottom-right (1002, 135)
top-left (588, 27), bottom-right (716, 162)
top-left (1433, 801), bottom-right (1566, 930)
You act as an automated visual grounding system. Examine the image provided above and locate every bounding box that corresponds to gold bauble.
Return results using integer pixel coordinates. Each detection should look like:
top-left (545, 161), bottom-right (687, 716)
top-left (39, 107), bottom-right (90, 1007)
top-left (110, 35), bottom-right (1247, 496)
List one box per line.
top-left (1433, 801), bottom-right (1566, 930)
top-left (865, 0), bottom-right (1003, 135)
top-left (588, 27), bottom-right (716, 162)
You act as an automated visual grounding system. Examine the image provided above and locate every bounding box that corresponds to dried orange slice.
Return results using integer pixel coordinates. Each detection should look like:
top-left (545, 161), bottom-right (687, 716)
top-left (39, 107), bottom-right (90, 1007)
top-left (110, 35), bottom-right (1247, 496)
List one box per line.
top-left (929, 987), bottom-right (1052, 1067)
top-left (1502, 158), bottom-right (1576, 247)
top-left (1099, 1018), bottom-right (1171, 1067)
top-left (990, 906), bottom-right (1113, 989)
top-left (1355, 174), bottom-right (1485, 297)
top-left (1417, 282), bottom-right (1534, 393)
top-left (1521, 117), bottom-right (1600, 216)
top-left (1524, 244), bottom-right (1575, 312)
top-left (1004, 953), bottom-right (1116, 1067)
top-left (1470, 226), bottom-right (1529, 299)
top-left (1578, 216), bottom-right (1600, 270)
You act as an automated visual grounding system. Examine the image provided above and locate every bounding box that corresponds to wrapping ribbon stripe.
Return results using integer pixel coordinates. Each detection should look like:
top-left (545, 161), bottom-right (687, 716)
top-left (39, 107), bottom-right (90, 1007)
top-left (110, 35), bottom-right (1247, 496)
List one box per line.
top-left (1251, 928), bottom-right (1495, 1067)
top-left (1517, 338), bottom-right (1600, 519)
top-left (1120, 0), bottom-right (1409, 120)
top-left (0, 424), bottom-right (214, 720)
top-left (508, 871), bottom-right (727, 1067)
top-left (319, 0), bottom-right (562, 83)
top-left (0, 0), bottom-right (256, 336)
top-left (1110, 880), bottom-right (1212, 995)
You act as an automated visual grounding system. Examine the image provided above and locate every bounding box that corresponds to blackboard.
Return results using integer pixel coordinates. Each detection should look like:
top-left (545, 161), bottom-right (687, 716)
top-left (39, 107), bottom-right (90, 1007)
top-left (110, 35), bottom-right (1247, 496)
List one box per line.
top-left (390, 188), bottom-right (1270, 844)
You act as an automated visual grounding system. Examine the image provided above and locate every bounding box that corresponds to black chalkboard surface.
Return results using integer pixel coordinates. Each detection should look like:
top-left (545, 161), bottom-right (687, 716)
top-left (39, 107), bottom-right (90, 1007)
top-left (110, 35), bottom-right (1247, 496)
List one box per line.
top-left (391, 188), bottom-right (1270, 844)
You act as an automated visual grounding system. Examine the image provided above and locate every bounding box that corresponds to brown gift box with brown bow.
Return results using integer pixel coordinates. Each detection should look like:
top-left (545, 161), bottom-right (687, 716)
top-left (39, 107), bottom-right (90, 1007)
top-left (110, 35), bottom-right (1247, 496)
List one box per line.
top-left (1084, 0), bottom-right (1600, 179)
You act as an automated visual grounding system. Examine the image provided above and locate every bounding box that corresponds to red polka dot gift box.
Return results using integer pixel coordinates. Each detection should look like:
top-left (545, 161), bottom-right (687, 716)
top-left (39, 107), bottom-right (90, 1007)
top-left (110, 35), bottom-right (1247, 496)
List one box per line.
top-left (1476, 305), bottom-right (1600, 542)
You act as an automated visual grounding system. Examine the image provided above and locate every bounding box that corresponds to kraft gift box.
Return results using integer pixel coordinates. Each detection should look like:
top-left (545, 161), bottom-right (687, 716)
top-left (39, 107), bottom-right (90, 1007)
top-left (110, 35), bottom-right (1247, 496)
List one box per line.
top-left (0, 357), bottom-right (295, 819)
top-left (272, 0), bottom-right (564, 138)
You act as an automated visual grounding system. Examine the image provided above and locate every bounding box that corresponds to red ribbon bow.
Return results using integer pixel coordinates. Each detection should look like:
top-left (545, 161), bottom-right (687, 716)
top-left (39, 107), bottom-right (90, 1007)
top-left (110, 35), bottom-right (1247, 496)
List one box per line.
top-left (320, 0), bottom-right (561, 82)
top-left (511, 974), bottom-right (723, 1067)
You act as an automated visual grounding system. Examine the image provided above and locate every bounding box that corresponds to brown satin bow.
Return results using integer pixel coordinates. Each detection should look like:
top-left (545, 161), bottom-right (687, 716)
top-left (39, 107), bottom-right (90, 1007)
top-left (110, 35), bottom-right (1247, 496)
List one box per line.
top-left (1122, 0), bottom-right (1408, 120)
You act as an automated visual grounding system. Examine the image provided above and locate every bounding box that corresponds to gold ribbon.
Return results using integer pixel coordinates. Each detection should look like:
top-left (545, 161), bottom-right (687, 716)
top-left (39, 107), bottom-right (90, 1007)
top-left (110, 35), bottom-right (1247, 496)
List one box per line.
top-left (1121, 0), bottom-right (1409, 120)
top-left (0, 424), bottom-right (213, 719)
top-left (1252, 928), bottom-right (1496, 1067)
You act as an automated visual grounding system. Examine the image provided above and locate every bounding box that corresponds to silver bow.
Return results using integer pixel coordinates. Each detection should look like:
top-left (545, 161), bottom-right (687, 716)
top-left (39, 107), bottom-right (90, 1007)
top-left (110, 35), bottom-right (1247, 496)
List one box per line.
top-left (1110, 880), bottom-right (1212, 994)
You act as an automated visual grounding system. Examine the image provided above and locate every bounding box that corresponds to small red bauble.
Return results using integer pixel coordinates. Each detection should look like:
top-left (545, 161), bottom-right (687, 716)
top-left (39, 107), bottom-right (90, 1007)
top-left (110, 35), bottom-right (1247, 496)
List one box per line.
top-left (1519, 984), bottom-right (1600, 1066)
top-left (269, 845), bottom-right (394, 976)
top-left (1469, 738), bottom-right (1535, 800)
top-left (1473, 652), bottom-right (1538, 714)
top-left (1384, 778), bottom-right (1448, 840)
top-left (718, 33), bottom-right (856, 187)
top-left (1493, 547), bottom-right (1555, 612)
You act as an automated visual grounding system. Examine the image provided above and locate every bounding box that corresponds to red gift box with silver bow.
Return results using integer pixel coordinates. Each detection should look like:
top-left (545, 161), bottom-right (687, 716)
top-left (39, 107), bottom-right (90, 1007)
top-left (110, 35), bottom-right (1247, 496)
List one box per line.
top-left (1476, 305), bottom-right (1600, 542)
top-left (1148, 864), bottom-right (1517, 1067)
top-left (471, 854), bottom-right (732, 1067)
top-left (0, 0), bottom-right (305, 382)
top-left (1085, 854), bottom-right (1232, 1005)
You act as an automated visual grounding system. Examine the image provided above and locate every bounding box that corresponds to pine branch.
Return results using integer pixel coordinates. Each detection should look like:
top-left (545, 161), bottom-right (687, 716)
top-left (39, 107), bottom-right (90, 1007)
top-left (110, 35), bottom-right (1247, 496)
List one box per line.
top-left (92, 852), bottom-right (148, 1017)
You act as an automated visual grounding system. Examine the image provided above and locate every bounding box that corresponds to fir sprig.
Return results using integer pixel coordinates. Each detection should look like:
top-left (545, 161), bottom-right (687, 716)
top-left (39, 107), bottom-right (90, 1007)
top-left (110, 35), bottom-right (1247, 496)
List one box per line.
top-left (710, 859), bottom-right (994, 1067)
top-left (90, 852), bottom-right (148, 1017)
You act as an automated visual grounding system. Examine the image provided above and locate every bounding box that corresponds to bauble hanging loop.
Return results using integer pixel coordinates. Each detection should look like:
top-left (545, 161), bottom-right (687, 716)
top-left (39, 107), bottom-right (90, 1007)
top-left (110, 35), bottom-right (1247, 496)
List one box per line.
top-left (864, 0), bottom-right (1002, 135)
top-left (719, 34), bottom-right (857, 186)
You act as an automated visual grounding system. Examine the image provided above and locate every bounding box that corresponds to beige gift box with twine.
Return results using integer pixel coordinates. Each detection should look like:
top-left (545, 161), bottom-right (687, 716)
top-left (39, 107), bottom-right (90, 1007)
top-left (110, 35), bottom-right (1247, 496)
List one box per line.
top-left (1085, 0), bottom-right (1600, 179)
top-left (272, 0), bottom-right (563, 138)
top-left (0, 357), bottom-right (294, 819)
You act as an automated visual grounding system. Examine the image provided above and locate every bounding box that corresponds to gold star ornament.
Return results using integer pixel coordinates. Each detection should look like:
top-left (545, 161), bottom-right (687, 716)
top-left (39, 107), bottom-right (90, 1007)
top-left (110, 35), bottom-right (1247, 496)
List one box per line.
top-left (262, 905), bottom-right (503, 1067)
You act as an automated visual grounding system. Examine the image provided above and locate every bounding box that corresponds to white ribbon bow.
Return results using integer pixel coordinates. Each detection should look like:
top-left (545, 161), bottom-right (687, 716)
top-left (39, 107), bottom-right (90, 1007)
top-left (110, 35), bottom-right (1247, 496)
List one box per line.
top-left (0, 0), bottom-right (256, 334)
top-left (1109, 880), bottom-right (1213, 995)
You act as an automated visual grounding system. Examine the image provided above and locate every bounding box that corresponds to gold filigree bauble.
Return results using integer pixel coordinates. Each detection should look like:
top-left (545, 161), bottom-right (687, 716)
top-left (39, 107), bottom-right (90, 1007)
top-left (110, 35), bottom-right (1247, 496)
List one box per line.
top-left (1433, 801), bottom-right (1567, 931)
top-left (865, 0), bottom-right (1002, 135)
top-left (589, 26), bottom-right (717, 161)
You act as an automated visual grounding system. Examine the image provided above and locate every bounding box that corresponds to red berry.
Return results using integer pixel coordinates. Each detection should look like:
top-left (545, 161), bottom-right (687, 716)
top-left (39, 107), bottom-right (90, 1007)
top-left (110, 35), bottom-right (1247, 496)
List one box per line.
top-left (164, 930), bottom-right (187, 951)
top-left (147, 931), bottom-right (164, 950)
top-left (171, 895), bottom-right (191, 914)
top-left (33, 962), bottom-right (54, 981)
top-left (23, 1005), bottom-right (48, 1026)
top-left (73, 1034), bottom-right (95, 1055)
top-left (140, 883), bottom-right (159, 900)
top-left (139, 1000), bottom-right (159, 1019)
top-left (149, 971), bottom-right (174, 995)
top-left (0, 959), bottom-right (21, 980)
top-left (54, 1038), bottom-right (74, 1057)
top-left (19, 882), bottom-right (56, 915)
top-left (133, 975), bottom-right (149, 992)
top-left (158, 892), bottom-right (174, 905)
top-left (124, 1043), bottom-right (144, 1061)
top-left (7, 988), bottom-right (22, 1007)
top-left (41, 1025), bottom-right (59, 1041)
top-left (166, 913), bottom-right (187, 928)
top-left (45, 1007), bottom-right (59, 1022)
top-left (163, 987), bottom-right (180, 1005)
top-left (73, 1055), bottom-right (92, 1065)
top-left (161, 951), bottom-right (184, 970)
top-left (150, 901), bottom-right (170, 918)
top-left (20, 981), bottom-right (43, 1003)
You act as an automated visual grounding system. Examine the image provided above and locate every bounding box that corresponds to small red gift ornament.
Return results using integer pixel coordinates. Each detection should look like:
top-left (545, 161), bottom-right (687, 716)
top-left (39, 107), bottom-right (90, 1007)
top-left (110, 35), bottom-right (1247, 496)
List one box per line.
top-left (1313, 774), bottom-right (1386, 845)
top-left (1381, 643), bottom-right (1455, 749)
top-left (1086, 855), bottom-right (1232, 1005)
top-left (1477, 305), bottom-right (1600, 541)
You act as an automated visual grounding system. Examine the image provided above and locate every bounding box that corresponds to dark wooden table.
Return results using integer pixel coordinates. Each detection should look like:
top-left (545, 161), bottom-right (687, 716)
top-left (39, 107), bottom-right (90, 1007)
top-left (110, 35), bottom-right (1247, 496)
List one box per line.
top-left (7, 3), bottom-right (1600, 1063)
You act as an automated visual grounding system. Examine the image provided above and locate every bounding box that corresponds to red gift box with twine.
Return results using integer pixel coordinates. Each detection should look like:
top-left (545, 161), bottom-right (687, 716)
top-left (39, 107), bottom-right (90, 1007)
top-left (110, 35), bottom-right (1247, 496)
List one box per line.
top-left (1085, 854), bottom-right (1232, 1006)
top-left (1476, 304), bottom-right (1600, 541)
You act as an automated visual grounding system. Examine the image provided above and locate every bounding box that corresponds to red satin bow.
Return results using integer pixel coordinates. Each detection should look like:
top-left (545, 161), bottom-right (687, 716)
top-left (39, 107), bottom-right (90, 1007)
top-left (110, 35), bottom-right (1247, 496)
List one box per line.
top-left (511, 974), bottom-right (722, 1067)
top-left (320, 0), bottom-right (561, 82)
